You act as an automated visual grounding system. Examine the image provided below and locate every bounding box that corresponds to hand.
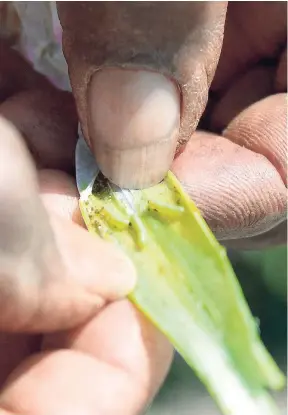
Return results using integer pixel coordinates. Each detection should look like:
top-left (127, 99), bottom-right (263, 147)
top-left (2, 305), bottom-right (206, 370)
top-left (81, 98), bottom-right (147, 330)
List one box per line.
top-left (58, 1), bottom-right (287, 250)
top-left (0, 43), bottom-right (172, 415)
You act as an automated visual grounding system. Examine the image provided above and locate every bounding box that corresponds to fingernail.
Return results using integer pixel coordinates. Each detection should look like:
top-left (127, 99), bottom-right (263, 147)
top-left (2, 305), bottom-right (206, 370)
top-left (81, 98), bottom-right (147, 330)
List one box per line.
top-left (87, 68), bottom-right (180, 189)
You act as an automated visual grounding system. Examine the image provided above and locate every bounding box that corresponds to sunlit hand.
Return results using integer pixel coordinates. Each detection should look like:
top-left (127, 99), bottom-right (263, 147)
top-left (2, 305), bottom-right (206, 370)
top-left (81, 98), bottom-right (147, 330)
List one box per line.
top-left (0, 42), bottom-right (172, 415)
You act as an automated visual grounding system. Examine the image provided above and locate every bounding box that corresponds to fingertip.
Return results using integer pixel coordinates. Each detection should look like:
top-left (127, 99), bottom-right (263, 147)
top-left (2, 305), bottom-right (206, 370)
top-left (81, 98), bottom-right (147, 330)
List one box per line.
top-left (38, 169), bottom-right (85, 227)
top-left (0, 350), bottom-right (149, 415)
top-left (87, 68), bottom-right (180, 188)
top-left (43, 300), bottom-right (173, 403)
top-left (223, 93), bottom-right (287, 186)
top-left (0, 89), bottom-right (77, 172)
top-left (51, 215), bottom-right (137, 300)
top-left (172, 130), bottom-right (287, 240)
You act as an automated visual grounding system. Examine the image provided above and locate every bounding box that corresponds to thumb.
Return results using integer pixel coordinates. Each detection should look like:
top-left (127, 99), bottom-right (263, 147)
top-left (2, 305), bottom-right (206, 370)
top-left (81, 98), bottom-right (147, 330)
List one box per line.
top-left (57, 2), bottom-right (227, 188)
top-left (0, 116), bottom-right (136, 333)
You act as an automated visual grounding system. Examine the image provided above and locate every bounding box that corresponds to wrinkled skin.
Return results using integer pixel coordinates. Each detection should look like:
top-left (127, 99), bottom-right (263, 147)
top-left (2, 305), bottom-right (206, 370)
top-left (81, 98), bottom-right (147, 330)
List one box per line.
top-left (0, 2), bottom-right (286, 415)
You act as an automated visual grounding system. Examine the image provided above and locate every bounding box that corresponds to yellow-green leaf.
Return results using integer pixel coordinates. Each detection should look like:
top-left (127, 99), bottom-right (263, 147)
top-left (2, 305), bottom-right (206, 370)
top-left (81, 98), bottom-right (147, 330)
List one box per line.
top-left (78, 152), bottom-right (285, 415)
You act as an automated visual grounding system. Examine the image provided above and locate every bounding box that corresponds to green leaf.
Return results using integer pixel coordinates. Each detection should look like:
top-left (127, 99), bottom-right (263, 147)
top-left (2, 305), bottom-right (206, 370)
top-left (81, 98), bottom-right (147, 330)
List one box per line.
top-left (79, 170), bottom-right (285, 415)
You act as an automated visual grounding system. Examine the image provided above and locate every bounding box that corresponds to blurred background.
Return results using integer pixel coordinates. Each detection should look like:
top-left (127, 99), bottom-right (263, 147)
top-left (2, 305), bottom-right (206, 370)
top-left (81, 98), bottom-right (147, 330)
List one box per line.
top-left (147, 246), bottom-right (287, 415)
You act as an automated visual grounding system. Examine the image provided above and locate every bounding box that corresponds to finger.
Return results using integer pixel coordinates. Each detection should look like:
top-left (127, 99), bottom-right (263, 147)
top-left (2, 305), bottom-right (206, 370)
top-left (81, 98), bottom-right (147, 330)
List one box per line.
top-left (57, 2), bottom-right (227, 188)
top-left (0, 334), bottom-right (40, 389)
top-left (209, 64), bottom-right (275, 132)
top-left (0, 350), bottom-right (164, 415)
top-left (10, 170), bottom-right (170, 413)
top-left (5, 171), bottom-right (173, 414)
top-left (38, 169), bottom-right (85, 226)
top-left (0, 117), bottom-right (136, 332)
top-left (0, 169), bottom-right (129, 390)
top-left (43, 300), bottom-right (172, 400)
top-left (39, 170), bottom-right (173, 408)
top-left (212, 2), bottom-right (287, 92)
top-left (1, 301), bottom-right (173, 415)
top-left (0, 40), bottom-right (49, 102)
top-left (223, 93), bottom-right (287, 185)
top-left (172, 130), bottom-right (286, 242)
top-left (0, 88), bottom-right (78, 173)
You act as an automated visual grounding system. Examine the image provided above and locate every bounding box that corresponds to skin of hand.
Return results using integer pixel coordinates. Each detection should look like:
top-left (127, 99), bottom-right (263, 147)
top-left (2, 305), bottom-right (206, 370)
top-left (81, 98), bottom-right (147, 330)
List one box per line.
top-left (57, 1), bottom-right (287, 249)
top-left (0, 43), bottom-right (172, 415)
top-left (0, 2), bottom-right (287, 415)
